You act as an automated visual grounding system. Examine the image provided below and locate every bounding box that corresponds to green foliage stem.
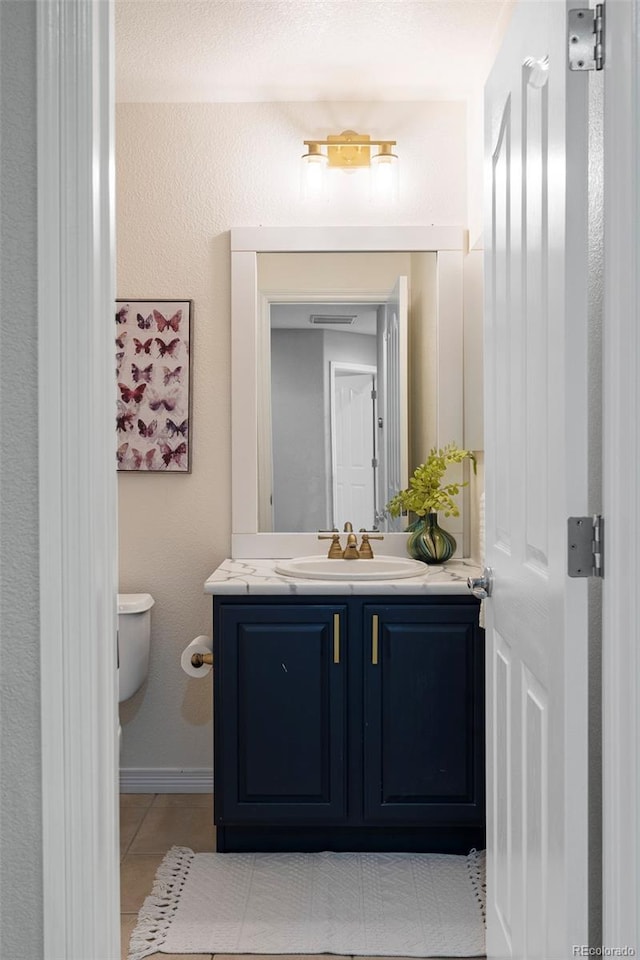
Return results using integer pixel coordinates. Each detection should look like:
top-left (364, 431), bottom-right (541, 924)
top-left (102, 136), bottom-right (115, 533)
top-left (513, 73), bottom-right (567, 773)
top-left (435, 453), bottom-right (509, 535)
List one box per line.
top-left (386, 443), bottom-right (477, 519)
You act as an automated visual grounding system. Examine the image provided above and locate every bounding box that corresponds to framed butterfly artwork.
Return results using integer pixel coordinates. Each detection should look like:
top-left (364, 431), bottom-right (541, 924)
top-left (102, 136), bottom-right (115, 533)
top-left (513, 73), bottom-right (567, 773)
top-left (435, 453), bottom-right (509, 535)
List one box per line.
top-left (115, 299), bottom-right (193, 472)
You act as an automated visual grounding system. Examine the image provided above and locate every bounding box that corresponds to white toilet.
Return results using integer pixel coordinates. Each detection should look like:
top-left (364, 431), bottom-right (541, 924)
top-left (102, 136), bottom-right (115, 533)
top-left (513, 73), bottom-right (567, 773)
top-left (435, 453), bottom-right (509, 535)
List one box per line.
top-left (117, 593), bottom-right (154, 702)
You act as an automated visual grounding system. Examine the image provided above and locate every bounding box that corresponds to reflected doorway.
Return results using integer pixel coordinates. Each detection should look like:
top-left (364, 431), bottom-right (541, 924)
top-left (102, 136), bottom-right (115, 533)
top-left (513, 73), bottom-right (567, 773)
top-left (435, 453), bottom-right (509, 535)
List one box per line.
top-left (265, 280), bottom-right (408, 534)
top-left (330, 363), bottom-right (377, 530)
top-left (269, 300), bottom-right (380, 531)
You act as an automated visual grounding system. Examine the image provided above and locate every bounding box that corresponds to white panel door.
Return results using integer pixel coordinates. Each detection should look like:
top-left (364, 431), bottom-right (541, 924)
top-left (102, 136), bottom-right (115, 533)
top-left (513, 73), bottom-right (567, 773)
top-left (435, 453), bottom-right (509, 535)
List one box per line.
top-left (484, 2), bottom-right (590, 957)
top-left (332, 366), bottom-right (376, 530)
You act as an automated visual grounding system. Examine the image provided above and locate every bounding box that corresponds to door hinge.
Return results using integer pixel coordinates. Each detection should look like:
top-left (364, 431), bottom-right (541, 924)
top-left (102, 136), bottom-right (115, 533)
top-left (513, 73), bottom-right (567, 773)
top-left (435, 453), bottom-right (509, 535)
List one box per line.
top-left (568, 4), bottom-right (605, 71)
top-left (371, 389), bottom-right (377, 400)
top-left (568, 515), bottom-right (604, 578)
top-left (371, 457), bottom-right (378, 468)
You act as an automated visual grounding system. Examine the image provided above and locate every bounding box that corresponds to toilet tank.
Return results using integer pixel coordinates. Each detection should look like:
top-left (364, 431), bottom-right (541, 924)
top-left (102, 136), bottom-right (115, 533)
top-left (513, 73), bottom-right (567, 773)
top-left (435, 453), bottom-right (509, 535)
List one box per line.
top-left (117, 593), bottom-right (154, 703)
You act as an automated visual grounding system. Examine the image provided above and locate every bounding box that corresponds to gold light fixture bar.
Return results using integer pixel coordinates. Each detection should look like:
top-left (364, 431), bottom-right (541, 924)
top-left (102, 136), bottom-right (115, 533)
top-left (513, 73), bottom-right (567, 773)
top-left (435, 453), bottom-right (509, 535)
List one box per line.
top-left (303, 130), bottom-right (397, 169)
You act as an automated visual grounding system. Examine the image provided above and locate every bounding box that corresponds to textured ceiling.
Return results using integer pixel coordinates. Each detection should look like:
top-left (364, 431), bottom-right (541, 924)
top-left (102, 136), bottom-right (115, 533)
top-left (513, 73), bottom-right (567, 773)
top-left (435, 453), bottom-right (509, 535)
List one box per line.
top-left (116, 0), bottom-right (514, 103)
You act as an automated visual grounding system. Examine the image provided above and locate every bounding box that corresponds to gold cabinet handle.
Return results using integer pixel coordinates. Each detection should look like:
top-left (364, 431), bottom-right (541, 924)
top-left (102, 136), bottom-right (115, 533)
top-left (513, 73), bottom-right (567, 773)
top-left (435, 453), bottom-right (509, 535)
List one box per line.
top-left (372, 614), bottom-right (379, 665)
top-left (333, 613), bottom-right (340, 664)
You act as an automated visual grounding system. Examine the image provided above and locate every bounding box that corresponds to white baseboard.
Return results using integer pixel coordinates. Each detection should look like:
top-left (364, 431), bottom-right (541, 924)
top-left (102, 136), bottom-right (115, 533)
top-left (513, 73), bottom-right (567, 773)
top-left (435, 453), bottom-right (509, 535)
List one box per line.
top-left (120, 767), bottom-right (214, 793)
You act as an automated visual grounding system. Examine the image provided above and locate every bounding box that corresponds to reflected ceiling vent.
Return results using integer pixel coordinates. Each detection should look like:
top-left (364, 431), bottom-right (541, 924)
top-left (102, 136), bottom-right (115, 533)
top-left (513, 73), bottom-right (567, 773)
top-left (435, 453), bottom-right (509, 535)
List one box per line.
top-left (309, 314), bottom-right (356, 325)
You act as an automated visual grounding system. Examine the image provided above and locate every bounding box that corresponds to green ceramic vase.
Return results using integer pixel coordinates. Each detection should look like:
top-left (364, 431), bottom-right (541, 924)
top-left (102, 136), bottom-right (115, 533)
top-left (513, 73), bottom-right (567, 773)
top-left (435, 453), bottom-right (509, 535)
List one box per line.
top-left (407, 512), bottom-right (456, 565)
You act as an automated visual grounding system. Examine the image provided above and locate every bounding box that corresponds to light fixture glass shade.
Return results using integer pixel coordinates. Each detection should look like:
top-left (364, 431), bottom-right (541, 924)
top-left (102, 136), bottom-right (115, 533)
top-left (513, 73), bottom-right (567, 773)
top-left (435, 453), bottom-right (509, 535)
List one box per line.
top-left (371, 147), bottom-right (399, 203)
top-left (301, 146), bottom-right (328, 201)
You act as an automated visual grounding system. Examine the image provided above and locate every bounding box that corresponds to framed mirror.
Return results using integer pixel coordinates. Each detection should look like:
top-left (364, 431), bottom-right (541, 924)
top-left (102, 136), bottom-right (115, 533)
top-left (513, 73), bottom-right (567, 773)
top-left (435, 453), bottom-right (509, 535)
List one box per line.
top-left (231, 226), bottom-right (465, 559)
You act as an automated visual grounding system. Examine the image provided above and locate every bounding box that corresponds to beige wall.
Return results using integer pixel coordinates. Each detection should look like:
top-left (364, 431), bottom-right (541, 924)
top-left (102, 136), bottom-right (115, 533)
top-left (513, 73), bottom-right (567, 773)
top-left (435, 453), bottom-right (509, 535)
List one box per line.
top-left (469, 451), bottom-right (485, 563)
top-left (466, 92), bottom-right (485, 251)
top-left (464, 248), bottom-right (485, 452)
top-left (117, 99), bottom-right (467, 772)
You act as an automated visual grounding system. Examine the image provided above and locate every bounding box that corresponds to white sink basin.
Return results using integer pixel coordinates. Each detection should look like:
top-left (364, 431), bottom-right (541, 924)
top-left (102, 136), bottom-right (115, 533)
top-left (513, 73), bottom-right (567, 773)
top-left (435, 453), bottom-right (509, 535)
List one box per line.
top-left (275, 555), bottom-right (426, 581)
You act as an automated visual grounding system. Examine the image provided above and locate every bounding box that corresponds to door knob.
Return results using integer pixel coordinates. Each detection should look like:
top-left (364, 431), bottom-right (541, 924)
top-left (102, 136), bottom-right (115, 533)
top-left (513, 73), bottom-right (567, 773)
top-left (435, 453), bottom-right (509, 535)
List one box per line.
top-left (467, 567), bottom-right (493, 599)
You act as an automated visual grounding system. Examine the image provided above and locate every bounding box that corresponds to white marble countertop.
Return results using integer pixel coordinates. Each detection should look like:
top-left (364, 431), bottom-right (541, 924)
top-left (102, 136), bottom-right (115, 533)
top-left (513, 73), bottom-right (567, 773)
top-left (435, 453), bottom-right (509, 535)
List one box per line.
top-left (204, 558), bottom-right (482, 596)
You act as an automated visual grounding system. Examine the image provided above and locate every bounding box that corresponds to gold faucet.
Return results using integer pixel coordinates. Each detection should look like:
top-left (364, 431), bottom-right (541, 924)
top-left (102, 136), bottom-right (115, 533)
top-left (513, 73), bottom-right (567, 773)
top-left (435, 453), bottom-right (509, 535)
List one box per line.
top-left (318, 522), bottom-right (384, 559)
top-left (342, 520), bottom-right (360, 560)
top-left (317, 522), bottom-right (359, 559)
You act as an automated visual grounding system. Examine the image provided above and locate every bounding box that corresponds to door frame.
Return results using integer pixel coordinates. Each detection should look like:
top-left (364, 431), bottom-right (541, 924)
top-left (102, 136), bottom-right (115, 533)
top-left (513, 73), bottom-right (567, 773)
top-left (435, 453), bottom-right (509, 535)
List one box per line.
top-left (602, 0), bottom-right (640, 952)
top-left (37, 1), bottom-right (119, 958)
top-left (36, 0), bottom-right (640, 956)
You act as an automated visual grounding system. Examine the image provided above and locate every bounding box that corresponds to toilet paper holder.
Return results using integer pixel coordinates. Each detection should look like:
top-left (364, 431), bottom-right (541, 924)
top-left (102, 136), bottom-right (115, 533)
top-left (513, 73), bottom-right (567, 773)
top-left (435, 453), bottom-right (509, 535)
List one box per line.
top-left (191, 651), bottom-right (213, 669)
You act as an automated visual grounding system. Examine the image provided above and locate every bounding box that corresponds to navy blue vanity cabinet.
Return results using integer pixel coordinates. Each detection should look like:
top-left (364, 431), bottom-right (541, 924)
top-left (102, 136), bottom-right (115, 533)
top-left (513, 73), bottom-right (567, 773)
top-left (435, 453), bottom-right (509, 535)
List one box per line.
top-left (214, 603), bottom-right (348, 830)
top-left (213, 594), bottom-right (484, 853)
top-left (362, 603), bottom-right (484, 828)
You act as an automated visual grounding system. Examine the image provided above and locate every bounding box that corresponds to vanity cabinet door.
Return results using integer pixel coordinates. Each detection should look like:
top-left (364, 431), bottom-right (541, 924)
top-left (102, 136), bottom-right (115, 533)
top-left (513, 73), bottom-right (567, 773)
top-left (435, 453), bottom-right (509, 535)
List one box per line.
top-left (214, 602), bottom-right (348, 825)
top-left (362, 602), bottom-right (484, 826)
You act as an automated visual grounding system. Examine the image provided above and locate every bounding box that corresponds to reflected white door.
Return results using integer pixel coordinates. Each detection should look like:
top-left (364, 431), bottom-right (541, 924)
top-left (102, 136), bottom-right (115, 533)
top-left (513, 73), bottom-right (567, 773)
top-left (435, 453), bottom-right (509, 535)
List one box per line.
top-left (485, 2), bottom-right (590, 957)
top-left (377, 276), bottom-right (408, 529)
top-left (331, 365), bottom-right (376, 529)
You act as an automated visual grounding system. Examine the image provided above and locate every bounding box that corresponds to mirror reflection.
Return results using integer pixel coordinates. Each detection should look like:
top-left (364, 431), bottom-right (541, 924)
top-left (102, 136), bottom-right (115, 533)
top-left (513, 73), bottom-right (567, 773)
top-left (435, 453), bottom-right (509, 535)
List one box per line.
top-left (257, 252), bottom-right (438, 534)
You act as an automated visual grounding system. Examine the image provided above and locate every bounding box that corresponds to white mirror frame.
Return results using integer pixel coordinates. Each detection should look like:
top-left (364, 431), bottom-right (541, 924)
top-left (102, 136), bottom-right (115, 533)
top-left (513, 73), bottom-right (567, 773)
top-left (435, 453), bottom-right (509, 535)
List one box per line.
top-left (231, 226), bottom-right (465, 559)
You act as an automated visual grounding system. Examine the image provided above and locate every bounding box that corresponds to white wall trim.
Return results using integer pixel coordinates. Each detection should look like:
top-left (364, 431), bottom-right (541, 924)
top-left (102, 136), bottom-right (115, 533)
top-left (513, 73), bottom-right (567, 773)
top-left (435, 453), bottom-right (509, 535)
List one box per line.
top-left (120, 768), bottom-right (214, 794)
top-left (37, 2), bottom-right (119, 958)
top-left (602, 0), bottom-right (640, 953)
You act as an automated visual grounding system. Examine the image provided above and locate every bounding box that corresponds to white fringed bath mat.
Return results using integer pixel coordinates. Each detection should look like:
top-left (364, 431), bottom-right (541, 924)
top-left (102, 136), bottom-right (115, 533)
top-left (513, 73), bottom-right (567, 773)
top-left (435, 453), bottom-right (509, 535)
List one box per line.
top-left (128, 846), bottom-right (485, 959)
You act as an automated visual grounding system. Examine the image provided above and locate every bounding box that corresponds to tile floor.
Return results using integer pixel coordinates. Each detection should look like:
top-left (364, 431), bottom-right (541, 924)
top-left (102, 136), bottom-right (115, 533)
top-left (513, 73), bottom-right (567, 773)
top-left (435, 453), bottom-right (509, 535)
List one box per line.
top-left (120, 793), bottom-right (215, 960)
top-left (120, 794), bottom-right (448, 960)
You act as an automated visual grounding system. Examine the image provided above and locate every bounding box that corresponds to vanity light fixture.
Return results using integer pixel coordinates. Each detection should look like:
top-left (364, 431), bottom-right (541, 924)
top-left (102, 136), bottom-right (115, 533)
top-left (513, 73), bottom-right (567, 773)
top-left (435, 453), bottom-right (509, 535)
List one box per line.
top-left (301, 130), bottom-right (399, 202)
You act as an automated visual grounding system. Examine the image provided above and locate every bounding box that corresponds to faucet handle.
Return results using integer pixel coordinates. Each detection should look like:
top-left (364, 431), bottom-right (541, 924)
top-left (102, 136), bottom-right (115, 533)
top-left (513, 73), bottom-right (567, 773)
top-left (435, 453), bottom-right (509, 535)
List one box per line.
top-left (318, 532), bottom-right (343, 559)
top-left (358, 531), bottom-right (384, 559)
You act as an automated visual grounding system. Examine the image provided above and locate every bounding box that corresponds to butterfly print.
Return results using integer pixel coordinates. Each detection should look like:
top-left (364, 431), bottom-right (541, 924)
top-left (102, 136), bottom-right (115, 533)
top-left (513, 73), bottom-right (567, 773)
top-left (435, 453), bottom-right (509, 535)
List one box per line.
top-left (116, 410), bottom-right (135, 432)
top-left (137, 418), bottom-right (157, 438)
top-left (162, 365), bottom-right (182, 385)
top-left (154, 308), bottom-right (182, 333)
top-left (131, 363), bottom-right (153, 383)
top-left (159, 441), bottom-right (187, 468)
top-left (133, 337), bottom-right (153, 355)
top-left (115, 305), bottom-right (190, 469)
top-left (155, 337), bottom-right (180, 358)
top-left (132, 448), bottom-right (156, 470)
top-left (118, 382), bottom-right (147, 404)
top-left (166, 418), bottom-right (188, 437)
top-left (147, 389), bottom-right (178, 412)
